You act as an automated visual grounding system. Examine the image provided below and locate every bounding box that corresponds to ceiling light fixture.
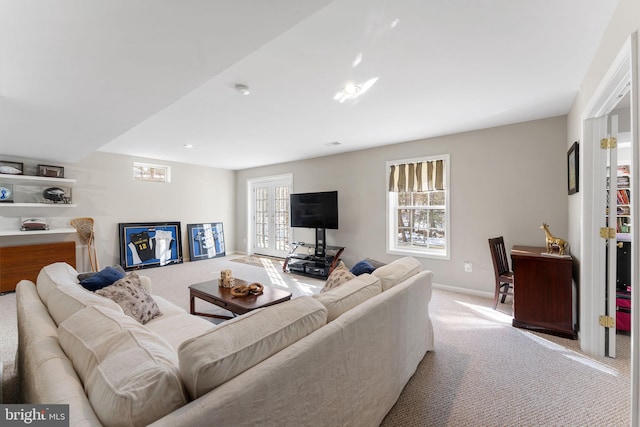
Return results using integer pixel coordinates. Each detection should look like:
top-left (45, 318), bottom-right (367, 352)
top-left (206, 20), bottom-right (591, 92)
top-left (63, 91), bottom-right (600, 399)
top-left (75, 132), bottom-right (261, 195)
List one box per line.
top-left (234, 84), bottom-right (250, 95)
top-left (333, 77), bottom-right (379, 103)
top-left (183, 144), bottom-right (194, 149)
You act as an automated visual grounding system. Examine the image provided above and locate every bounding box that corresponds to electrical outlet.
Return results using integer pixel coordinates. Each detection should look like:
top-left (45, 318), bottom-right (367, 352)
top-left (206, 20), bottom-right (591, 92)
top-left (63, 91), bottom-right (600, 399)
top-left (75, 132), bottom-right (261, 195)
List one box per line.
top-left (464, 262), bottom-right (472, 272)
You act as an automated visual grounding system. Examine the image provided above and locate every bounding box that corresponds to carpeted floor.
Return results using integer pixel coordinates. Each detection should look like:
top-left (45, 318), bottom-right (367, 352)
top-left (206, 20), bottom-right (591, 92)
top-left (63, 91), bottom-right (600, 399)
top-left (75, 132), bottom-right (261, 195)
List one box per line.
top-left (0, 255), bottom-right (632, 425)
top-left (230, 255), bottom-right (285, 269)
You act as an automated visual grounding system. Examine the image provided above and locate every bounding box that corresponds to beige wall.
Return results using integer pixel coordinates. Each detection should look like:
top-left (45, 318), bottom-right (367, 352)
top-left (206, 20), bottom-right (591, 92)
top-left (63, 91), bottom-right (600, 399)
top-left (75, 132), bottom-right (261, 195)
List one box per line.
top-left (0, 152), bottom-right (235, 271)
top-left (236, 116), bottom-right (568, 294)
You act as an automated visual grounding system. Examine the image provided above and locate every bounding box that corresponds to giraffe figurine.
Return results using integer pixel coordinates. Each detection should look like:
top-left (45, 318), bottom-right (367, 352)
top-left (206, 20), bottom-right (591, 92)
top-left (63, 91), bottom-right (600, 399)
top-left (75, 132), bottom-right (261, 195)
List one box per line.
top-left (540, 223), bottom-right (568, 256)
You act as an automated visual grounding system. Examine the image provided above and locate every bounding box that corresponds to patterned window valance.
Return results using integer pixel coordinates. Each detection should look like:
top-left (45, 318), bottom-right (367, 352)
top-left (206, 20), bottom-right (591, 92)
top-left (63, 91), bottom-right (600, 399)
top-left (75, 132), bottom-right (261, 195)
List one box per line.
top-left (388, 159), bottom-right (445, 192)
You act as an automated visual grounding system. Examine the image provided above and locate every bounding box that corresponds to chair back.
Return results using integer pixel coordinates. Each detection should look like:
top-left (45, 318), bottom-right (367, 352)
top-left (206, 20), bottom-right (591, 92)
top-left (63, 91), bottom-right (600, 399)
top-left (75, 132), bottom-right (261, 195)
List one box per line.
top-left (488, 237), bottom-right (510, 276)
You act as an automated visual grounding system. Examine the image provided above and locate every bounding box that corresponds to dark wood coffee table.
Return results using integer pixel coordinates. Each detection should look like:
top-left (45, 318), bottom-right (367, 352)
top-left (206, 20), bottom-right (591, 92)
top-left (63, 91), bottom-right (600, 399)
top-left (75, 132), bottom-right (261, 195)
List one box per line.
top-left (189, 278), bottom-right (292, 320)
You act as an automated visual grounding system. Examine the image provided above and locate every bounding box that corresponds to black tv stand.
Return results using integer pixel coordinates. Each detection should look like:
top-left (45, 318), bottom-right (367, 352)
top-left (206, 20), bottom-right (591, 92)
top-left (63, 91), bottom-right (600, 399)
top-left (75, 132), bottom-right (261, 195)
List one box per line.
top-left (283, 240), bottom-right (345, 279)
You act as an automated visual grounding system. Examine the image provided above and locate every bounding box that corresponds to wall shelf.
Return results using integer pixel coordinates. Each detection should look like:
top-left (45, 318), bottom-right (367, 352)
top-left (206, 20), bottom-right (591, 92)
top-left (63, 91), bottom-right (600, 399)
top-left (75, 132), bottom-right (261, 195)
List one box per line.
top-left (0, 227), bottom-right (76, 237)
top-left (0, 174), bottom-right (76, 184)
top-left (0, 203), bottom-right (77, 208)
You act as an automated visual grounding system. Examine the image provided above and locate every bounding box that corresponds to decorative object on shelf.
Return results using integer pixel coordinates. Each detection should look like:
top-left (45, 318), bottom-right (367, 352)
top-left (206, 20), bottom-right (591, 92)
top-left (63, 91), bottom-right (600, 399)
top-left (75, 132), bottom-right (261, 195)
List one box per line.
top-left (43, 187), bottom-right (70, 203)
top-left (230, 282), bottom-right (264, 298)
top-left (71, 217), bottom-right (99, 272)
top-left (37, 164), bottom-right (64, 178)
top-left (540, 223), bottom-right (569, 256)
top-left (187, 222), bottom-right (225, 261)
top-left (0, 184), bottom-right (13, 202)
top-left (21, 217), bottom-right (49, 231)
top-left (567, 141), bottom-right (579, 195)
top-left (118, 222), bottom-right (183, 270)
top-left (0, 161), bottom-right (23, 175)
top-left (219, 269), bottom-right (235, 288)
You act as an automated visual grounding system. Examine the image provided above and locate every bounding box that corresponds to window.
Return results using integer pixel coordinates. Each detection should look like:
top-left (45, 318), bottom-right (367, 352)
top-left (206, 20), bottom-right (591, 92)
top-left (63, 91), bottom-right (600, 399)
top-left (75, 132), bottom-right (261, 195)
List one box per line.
top-left (386, 155), bottom-right (449, 259)
top-left (133, 162), bottom-right (171, 183)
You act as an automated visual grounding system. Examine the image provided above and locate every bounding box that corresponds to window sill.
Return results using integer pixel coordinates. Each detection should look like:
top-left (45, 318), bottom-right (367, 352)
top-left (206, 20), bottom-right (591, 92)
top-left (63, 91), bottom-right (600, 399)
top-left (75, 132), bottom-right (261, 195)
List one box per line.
top-left (388, 248), bottom-right (449, 261)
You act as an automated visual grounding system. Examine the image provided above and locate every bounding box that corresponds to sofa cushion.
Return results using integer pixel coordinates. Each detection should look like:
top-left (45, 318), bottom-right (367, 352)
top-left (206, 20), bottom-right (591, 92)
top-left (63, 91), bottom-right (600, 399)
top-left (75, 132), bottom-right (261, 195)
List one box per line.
top-left (179, 296), bottom-right (327, 399)
top-left (372, 256), bottom-right (422, 291)
top-left (321, 261), bottom-right (355, 293)
top-left (36, 264), bottom-right (123, 326)
top-left (96, 273), bottom-right (161, 324)
top-left (78, 266), bottom-right (126, 291)
top-left (314, 273), bottom-right (382, 321)
top-left (58, 305), bottom-right (187, 426)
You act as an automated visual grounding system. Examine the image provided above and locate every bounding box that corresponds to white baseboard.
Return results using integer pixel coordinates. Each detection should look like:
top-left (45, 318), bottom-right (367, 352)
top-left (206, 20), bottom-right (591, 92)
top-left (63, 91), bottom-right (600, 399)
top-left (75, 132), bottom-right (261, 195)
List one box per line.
top-left (432, 283), bottom-right (493, 299)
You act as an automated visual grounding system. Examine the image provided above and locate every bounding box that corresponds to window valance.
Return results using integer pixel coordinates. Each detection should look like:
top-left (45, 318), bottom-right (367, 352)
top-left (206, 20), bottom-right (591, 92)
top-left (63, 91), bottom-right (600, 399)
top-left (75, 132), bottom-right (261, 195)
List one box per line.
top-left (388, 159), bottom-right (445, 192)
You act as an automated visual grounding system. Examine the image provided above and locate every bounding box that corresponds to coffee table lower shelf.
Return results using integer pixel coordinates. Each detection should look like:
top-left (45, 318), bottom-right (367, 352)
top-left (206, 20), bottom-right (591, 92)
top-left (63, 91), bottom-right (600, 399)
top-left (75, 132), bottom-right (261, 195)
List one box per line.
top-left (189, 279), bottom-right (292, 320)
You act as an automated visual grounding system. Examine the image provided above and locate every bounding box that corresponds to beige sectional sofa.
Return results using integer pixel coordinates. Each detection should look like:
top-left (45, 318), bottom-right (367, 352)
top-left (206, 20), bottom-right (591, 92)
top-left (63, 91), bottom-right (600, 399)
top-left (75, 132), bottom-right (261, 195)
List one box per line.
top-left (16, 257), bottom-right (434, 427)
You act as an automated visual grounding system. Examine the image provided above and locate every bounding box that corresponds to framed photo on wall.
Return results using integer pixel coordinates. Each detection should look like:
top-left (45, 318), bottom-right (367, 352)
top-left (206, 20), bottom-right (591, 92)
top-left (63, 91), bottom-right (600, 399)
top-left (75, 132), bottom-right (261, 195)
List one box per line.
top-left (187, 222), bottom-right (225, 261)
top-left (118, 222), bottom-right (183, 270)
top-left (568, 141), bottom-right (579, 195)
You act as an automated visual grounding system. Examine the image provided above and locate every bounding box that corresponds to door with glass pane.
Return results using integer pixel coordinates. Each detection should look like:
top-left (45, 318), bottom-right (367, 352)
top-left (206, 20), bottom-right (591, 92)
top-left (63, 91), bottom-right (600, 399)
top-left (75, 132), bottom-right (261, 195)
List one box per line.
top-left (250, 176), bottom-right (292, 258)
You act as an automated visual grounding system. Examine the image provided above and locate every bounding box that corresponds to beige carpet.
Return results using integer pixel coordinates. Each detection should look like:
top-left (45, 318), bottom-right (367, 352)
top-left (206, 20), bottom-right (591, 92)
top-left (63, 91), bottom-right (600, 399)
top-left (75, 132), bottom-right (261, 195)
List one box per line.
top-left (230, 255), bottom-right (285, 270)
top-left (0, 257), bottom-right (632, 426)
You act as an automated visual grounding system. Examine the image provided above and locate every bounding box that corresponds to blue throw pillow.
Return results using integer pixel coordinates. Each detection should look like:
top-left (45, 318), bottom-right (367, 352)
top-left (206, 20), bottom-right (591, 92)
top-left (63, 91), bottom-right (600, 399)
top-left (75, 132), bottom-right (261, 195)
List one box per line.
top-left (79, 266), bottom-right (126, 291)
top-left (349, 260), bottom-right (376, 276)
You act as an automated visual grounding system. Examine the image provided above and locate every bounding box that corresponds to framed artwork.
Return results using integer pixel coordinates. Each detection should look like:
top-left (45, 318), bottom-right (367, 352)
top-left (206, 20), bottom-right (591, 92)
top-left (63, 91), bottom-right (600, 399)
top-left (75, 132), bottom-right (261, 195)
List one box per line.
top-left (187, 222), bottom-right (225, 261)
top-left (118, 222), bottom-right (183, 270)
top-left (0, 161), bottom-right (23, 175)
top-left (37, 164), bottom-right (65, 178)
top-left (0, 184), bottom-right (13, 203)
top-left (568, 141), bottom-right (579, 195)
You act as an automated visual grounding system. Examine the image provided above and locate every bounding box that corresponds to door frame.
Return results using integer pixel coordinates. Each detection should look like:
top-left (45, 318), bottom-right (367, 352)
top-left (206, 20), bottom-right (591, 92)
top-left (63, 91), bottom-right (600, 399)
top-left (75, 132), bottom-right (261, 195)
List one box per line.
top-left (246, 173), bottom-right (293, 256)
top-left (580, 32), bottom-right (638, 423)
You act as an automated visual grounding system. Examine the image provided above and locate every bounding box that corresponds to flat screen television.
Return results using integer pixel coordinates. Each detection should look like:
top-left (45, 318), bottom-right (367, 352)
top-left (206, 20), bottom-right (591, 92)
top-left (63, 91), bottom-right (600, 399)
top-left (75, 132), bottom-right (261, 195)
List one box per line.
top-left (290, 191), bottom-right (338, 230)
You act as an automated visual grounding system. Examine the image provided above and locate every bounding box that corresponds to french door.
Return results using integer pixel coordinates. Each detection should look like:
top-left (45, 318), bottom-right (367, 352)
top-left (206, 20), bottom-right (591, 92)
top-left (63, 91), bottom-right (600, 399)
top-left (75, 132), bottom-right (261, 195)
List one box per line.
top-left (249, 175), bottom-right (292, 258)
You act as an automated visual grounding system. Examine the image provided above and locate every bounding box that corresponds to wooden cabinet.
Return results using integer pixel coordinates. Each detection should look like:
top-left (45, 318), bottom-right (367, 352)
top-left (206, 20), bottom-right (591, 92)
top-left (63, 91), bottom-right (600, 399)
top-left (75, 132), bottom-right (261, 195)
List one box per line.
top-left (510, 245), bottom-right (576, 339)
top-left (0, 242), bottom-right (76, 293)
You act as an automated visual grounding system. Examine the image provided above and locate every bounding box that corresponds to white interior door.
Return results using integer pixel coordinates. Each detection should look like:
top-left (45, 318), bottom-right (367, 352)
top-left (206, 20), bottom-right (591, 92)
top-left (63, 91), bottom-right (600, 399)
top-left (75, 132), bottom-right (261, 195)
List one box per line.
top-left (249, 175), bottom-right (292, 258)
top-left (604, 114), bottom-right (619, 358)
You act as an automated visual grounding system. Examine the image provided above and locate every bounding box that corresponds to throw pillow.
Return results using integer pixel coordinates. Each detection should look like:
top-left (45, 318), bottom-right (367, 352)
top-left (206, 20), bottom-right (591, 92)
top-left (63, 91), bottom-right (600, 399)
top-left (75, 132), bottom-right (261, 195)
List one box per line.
top-left (77, 264), bottom-right (125, 282)
top-left (321, 261), bottom-right (355, 293)
top-left (96, 273), bottom-right (162, 324)
top-left (79, 266), bottom-right (126, 291)
top-left (349, 260), bottom-right (376, 276)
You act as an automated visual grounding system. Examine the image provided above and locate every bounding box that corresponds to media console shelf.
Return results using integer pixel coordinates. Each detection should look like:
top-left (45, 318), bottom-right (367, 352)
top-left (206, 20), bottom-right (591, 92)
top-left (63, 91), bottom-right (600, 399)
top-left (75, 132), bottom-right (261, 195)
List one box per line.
top-left (283, 242), bottom-right (345, 279)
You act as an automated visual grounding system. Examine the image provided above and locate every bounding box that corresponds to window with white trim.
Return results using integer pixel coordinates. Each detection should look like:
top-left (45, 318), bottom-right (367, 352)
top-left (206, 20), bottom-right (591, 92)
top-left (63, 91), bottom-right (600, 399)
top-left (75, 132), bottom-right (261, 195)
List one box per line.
top-left (133, 162), bottom-right (171, 183)
top-left (386, 154), bottom-right (449, 259)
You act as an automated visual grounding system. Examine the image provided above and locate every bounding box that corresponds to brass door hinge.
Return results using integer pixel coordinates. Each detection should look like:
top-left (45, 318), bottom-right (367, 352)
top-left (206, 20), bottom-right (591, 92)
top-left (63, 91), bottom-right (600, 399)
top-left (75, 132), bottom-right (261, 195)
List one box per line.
top-left (599, 315), bottom-right (615, 328)
top-left (600, 227), bottom-right (616, 239)
top-left (601, 137), bottom-right (617, 149)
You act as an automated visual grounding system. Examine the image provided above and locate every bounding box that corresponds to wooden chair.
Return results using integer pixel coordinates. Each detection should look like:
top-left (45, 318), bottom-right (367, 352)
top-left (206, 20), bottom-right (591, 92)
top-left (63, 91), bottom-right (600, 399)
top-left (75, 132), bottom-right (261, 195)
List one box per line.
top-left (488, 237), bottom-right (514, 309)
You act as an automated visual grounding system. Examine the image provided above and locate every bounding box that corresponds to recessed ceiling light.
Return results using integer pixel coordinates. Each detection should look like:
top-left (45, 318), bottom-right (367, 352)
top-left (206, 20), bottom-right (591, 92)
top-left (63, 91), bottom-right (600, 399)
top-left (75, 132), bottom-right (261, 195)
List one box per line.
top-left (183, 144), bottom-right (194, 149)
top-left (333, 77), bottom-right (379, 103)
top-left (325, 141), bottom-right (341, 146)
top-left (234, 84), bottom-right (250, 95)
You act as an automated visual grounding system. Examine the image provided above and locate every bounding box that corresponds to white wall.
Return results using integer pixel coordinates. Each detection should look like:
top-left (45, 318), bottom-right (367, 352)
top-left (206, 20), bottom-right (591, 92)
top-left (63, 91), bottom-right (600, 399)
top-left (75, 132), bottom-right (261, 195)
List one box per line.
top-left (0, 151), bottom-right (235, 272)
top-left (236, 116), bottom-right (568, 294)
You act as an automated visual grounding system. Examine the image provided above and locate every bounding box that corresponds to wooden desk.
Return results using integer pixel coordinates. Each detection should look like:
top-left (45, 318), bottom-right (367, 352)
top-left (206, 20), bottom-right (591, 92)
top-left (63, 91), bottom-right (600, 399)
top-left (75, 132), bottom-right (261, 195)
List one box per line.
top-left (510, 245), bottom-right (576, 339)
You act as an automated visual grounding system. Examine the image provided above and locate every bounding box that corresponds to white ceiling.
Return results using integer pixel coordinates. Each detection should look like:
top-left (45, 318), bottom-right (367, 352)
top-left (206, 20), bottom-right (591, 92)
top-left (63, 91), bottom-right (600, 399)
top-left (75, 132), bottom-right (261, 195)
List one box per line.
top-left (0, 0), bottom-right (619, 170)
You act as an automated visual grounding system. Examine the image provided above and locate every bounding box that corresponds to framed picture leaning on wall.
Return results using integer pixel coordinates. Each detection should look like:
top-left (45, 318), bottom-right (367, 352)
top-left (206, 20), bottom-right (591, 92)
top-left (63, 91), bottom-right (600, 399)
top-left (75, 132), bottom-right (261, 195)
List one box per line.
top-left (187, 222), bottom-right (225, 261)
top-left (118, 222), bottom-right (183, 270)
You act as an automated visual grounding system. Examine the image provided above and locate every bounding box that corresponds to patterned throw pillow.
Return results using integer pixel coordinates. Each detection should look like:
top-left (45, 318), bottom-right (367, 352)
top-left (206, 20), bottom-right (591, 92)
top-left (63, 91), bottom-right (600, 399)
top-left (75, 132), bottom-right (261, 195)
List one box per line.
top-left (321, 261), bottom-right (355, 293)
top-left (96, 273), bottom-right (161, 324)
